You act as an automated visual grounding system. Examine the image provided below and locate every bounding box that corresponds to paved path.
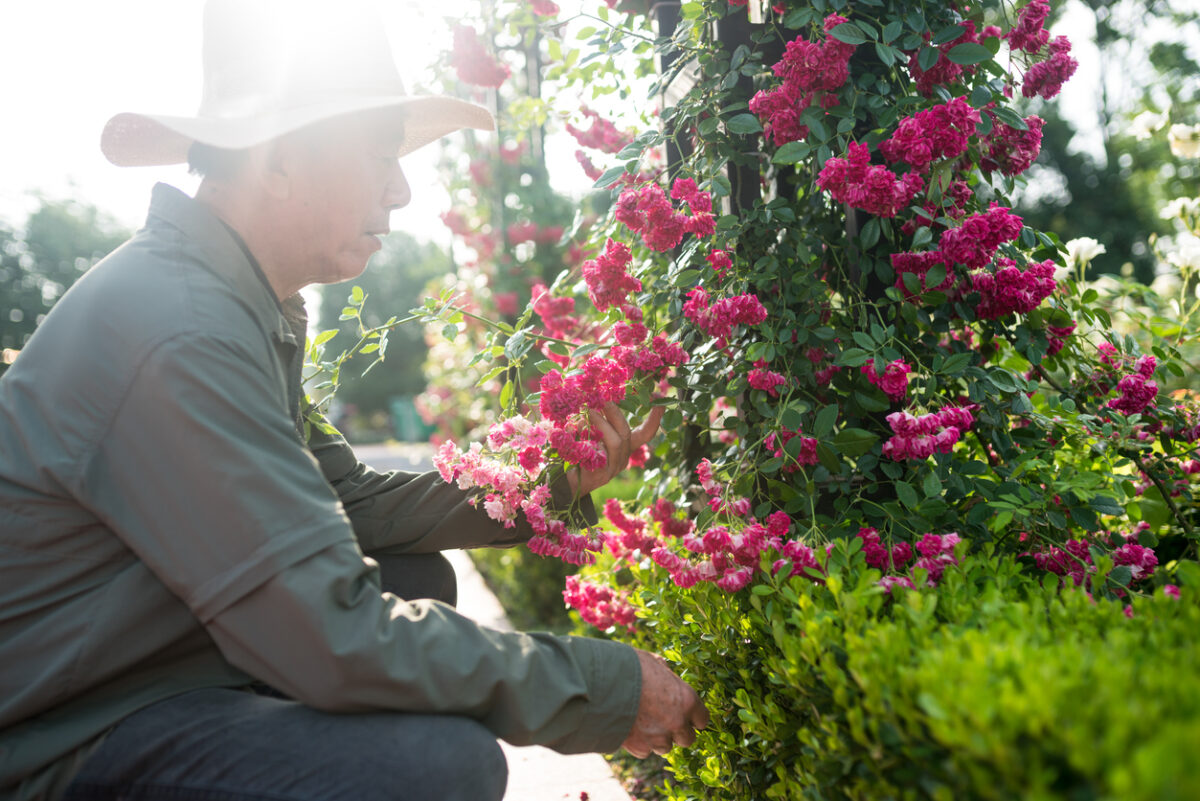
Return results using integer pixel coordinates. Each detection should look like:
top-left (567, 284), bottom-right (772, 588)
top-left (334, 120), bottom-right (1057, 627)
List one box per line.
top-left (353, 442), bottom-right (635, 801)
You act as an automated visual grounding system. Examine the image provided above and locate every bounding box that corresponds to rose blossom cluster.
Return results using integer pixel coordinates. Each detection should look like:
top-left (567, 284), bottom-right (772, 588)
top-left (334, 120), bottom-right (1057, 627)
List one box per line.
top-left (881, 406), bottom-right (975, 460)
top-left (651, 461), bottom-right (818, 592)
top-left (980, 112), bottom-right (1045, 176)
top-left (864, 529), bottom-right (961, 591)
top-left (938, 204), bottom-right (1024, 268)
top-left (449, 24), bottom-right (510, 88)
top-left (563, 575), bottom-right (635, 631)
top-left (531, 283), bottom-right (579, 340)
top-left (764, 427), bottom-right (819, 472)
top-left (907, 20), bottom-right (997, 97)
top-left (891, 251), bottom-right (955, 297)
top-left (608, 313), bottom-right (689, 381)
top-left (748, 14), bottom-right (857, 147)
top-left (1107, 355), bottom-right (1158, 415)
top-left (807, 347), bottom-right (842, 386)
top-left (582, 238), bottom-right (641, 312)
top-left (1028, 536), bottom-right (1158, 591)
top-left (529, 0), bottom-right (560, 17)
top-left (682, 286), bottom-right (768, 348)
top-left (539, 356), bottom-right (629, 425)
top-left (578, 242), bottom-right (689, 380)
top-left (861, 358), bottom-right (912, 402)
top-left (972, 258), bottom-right (1057, 320)
top-left (434, 417), bottom-right (602, 564)
top-left (604, 498), bottom-right (694, 563)
top-left (614, 178), bottom-right (716, 252)
top-left (879, 97), bottom-right (980, 172)
top-left (1005, 0), bottom-right (1078, 100)
top-left (748, 359), bottom-right (789, 397)
top-left (816, 142), bottom-right (926, 218)
top-left (1022, 36), bottom-right (1078, 99)
top-left (566, 107), bottom-right (633, 154)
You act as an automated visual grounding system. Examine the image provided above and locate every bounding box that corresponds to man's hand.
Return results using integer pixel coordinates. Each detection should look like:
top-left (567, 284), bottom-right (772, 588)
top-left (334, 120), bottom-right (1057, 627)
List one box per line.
top-left (568, 403), bottom-right (665, 497)
top-left (621, 649), bottom-right (710, 758)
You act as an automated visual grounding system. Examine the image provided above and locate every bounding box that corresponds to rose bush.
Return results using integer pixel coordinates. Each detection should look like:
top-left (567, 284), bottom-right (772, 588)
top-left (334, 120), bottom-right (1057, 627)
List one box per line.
top-left (312, 0), bottom-right (1200, 796)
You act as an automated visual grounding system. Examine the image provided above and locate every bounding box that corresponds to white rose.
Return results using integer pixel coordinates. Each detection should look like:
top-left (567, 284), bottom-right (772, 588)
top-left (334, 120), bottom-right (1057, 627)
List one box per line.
top-left (1130, 109), bottom-right (1168, 140)
top-left (1166, 233), bottom-right (1200, 272)
top-left (1160, 196), bottom-right (1200, 221)
top-left (1065, 237), bottom-right (1106, 266)
top-left (1168, 123), bottom-right (1200, 159)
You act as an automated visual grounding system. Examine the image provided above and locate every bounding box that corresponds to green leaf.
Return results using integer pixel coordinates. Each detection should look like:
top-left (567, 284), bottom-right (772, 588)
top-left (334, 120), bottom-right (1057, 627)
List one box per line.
top-left (882, 20), bottom-right (902, 43)
top-left (896, 481), bottom-right (919, 509)
top-left (441, 323), bottom-right (459, 341)
top-left (1108, 565), bottom-right (1133, 588)
top-left (814, 404), bottom-right (839, 437)
top-left (992, 106), bottom-right (1029, 130)
top-left (312, 329), bottom-right (339, 346)
top-left (350, 285), bottom-right (365, 304)
top-left (698, 116), bottom-right (721, 136)
top-left (499, 379), bottom-right (514, 408)
top-left (918, 47), bottom-right (940, 71)
top-left (837, 348), bottom-right (870, 367)
top-left (593, 165), bottom-right (627, 189)
top-left (860, 218), bottom-right (880, 248)
top-left (940, 352), bottom-right (972, 375)
top-left (924, 262), bottom-right (946, 290)
top-left (1089, 495), bottom-right (1125, 517)
top-left (969, 84), bottom-right (993, 107)
top-left (946, 43), bottom-right (993, 65)
top-left (829, 23), bottom-right (869, 45)
top-left (874, 42), bottom-right (898, 66)
top-left (833, 428), bottom-right (879, 457)
top-left (932, 25), bottom-right (966, 44)
top-left (772, 140), bottom-right (811, 164)
top-left (923, 471), bottom-right (943, 498)
top-left (726, 113), bottom-right (764, 135)
top-left (533, 359), bottom-right (558, 374)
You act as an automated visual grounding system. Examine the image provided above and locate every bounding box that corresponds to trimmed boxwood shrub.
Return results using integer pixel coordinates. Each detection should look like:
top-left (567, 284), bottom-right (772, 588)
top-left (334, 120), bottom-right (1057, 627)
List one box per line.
top-left (589, 543), bottom-right (1200, 800)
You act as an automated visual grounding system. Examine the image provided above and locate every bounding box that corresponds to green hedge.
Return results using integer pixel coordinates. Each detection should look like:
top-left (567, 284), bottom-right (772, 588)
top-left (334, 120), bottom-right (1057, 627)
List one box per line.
top-left (585, 544), bottom-right (1200, 801)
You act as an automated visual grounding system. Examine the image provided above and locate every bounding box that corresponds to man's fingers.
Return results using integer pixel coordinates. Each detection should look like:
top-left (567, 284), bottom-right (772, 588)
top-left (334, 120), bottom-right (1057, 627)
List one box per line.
top-left (630, 405), bottom-right (665, 449)
top-left (691, 702), bottom-right (711, 731)
top-left (602, 402), bottom-right (632, 440)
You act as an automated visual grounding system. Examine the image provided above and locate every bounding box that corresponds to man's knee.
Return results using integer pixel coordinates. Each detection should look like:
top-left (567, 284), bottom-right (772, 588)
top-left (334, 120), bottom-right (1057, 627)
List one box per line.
top-left (376, 714), bottom-right (507, 801)
top-left (371, 551), bottom-right (458, 606)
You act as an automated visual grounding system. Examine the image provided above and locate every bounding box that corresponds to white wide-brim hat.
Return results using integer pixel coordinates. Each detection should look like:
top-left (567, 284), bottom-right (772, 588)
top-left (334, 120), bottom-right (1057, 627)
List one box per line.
top-left (101, 0), bottom-right (494, 167)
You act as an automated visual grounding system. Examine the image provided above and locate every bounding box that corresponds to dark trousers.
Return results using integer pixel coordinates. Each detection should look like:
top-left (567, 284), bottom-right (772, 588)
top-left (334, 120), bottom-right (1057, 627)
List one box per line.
top-left (62, 552), bottom-right (508, 801)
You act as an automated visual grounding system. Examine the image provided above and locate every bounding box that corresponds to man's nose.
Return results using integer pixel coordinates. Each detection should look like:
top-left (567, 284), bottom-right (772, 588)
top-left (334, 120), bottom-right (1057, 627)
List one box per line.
top-left (385, 163), bottom-right (412, 211)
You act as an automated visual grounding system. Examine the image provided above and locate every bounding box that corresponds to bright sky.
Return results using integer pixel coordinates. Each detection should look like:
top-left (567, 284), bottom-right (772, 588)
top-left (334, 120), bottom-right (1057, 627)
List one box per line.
top-left (0, 0), bottom-right (1140, 242)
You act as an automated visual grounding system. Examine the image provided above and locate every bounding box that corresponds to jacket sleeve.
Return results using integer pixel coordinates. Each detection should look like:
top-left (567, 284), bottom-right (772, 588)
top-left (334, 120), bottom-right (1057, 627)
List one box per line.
top-left (305, 410), bottom-right (597, 554)
top-left (207, 539), bottom-right (641, 754)
top-left (82, 332), bottom-right (637, 754)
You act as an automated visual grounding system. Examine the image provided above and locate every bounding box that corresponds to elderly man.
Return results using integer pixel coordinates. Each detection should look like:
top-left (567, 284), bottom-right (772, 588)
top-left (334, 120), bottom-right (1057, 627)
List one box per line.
top-left (0, 2), bottom-right (707, 800)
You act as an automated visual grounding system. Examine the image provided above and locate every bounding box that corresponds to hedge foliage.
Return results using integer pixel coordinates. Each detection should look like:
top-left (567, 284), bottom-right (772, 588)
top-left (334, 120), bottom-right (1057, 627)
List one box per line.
top-left (602, 544), bottom-right (1200, 800)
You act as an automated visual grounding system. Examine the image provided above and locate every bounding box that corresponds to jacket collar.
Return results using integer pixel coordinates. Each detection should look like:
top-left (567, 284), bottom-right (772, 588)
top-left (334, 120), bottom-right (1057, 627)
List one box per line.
top-left (144, 182), bottom-right (297, 347)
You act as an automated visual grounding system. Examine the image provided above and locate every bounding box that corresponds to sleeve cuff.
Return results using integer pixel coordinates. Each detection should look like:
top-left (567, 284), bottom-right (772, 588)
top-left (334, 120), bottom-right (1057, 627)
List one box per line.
top-left (550, 637), bottom-right (641, 754)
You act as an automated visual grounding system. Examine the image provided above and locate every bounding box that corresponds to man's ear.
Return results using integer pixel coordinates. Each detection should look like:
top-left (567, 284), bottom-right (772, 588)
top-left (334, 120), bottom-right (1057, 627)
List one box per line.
top-left (260, 139), bottom-right (293, 201)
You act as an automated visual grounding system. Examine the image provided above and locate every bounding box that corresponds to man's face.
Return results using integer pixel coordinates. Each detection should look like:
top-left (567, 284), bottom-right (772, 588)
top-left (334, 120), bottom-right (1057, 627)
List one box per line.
top-left (282, 111), bottom-right (412, 286)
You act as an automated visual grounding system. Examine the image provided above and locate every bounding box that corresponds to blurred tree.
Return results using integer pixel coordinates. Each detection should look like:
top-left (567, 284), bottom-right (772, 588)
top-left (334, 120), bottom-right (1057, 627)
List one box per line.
top-left (315, 231), bottom-right (451, 423)
top-left (1, 198), bottom-right (128, 355)
top-left (1017, 0), bottom-right (1199, 282)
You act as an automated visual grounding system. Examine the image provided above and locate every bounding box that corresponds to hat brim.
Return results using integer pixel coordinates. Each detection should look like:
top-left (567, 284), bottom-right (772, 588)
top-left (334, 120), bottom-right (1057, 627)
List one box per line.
top-left (101, 95), bottom-right (494, 167)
